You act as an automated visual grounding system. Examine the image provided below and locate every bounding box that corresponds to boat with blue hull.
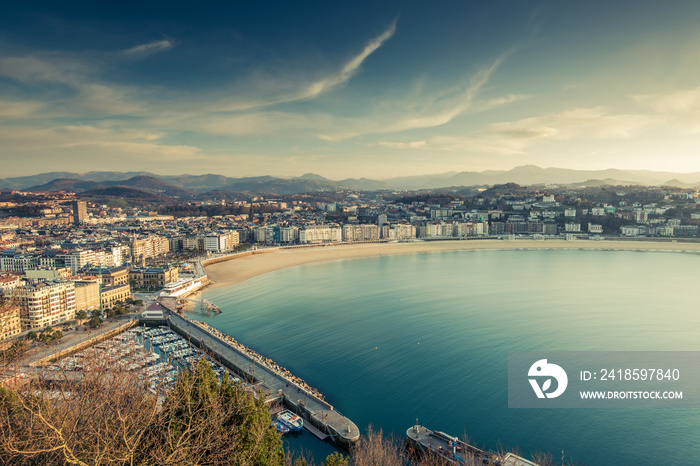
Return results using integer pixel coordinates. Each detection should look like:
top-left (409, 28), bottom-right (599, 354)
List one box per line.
top-left (277, 409), bottom-right (304, 432)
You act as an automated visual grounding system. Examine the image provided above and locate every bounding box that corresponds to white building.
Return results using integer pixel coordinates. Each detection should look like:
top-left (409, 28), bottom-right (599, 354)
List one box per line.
top-left (0, 252), bottom-right (39, 272)
top-left (588, 223), bottom-right (603, 234)
top-left (60, 249), bottom-right (96, 273)
top-left (299, 225), bottom-right (342, 244)
top-left (342, 224), bottom-right (380, 242)
top-left (17, 281), bottom-right (76, 330)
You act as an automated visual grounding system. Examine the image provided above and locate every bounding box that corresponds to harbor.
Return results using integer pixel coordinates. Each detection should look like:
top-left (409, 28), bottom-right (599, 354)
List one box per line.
top-left (166, 311), bottom-right (361, 446)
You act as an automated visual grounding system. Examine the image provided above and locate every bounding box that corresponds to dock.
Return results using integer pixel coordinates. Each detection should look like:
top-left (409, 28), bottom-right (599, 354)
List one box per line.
top-left (304, 422), bottom-right (329, 440)
top-left (167, 312), bottom-right (360, 446)
top-left (406, 424), bottom-right (500, 465)
top-left (406, 424), bottom-right (539, 466)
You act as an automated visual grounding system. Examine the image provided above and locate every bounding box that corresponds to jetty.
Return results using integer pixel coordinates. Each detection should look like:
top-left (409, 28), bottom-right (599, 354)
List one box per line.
top-left (167, 311), bottom-right (360, 446)
top-left (406, 424), bottom-right (539, 466)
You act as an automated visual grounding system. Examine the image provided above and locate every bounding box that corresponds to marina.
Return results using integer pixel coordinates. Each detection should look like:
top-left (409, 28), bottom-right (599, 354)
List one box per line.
top-left (38, 325), bottom-right (243, 397)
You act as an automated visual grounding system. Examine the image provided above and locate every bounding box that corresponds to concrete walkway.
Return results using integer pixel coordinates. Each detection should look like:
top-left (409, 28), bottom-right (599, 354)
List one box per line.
top-left (168, 312), bottom-right (360, 446)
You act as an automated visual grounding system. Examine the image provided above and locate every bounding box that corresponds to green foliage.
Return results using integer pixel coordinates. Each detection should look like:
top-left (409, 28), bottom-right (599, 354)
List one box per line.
top-left (26, 331), bottom-right (37, 340)
top-left (76, 310), bottom-right (88, 320)
top-left (138, 358), bottom-right (284, 464)
top-left (322, 452), bottom-right (349, 466)
top-left (88, 316), bottom-right (103, 329)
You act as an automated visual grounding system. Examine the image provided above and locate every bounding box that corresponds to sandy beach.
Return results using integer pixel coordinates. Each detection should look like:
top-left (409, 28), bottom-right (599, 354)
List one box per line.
top-left (204, 239), bottom-right (700, 290)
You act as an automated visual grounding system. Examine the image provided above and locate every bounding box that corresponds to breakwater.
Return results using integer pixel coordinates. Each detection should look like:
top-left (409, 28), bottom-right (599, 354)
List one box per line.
top-left (189, 320), bottom-right (325, 400)
top-left (167, 312), bottom-right (360, 446)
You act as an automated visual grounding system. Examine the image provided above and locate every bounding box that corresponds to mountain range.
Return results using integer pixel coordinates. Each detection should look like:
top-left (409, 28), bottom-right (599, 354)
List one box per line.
top-left (2, 166), bottom-right (700, 195)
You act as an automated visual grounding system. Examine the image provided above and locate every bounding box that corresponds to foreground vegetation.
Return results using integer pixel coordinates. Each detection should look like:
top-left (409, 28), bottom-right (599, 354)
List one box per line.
top-left (0, 358), bottom-right (569, 465)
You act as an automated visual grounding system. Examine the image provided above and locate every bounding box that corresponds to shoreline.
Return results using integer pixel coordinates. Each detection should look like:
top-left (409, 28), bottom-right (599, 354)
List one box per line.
top-left (203, 238), bottom-right (700, 291)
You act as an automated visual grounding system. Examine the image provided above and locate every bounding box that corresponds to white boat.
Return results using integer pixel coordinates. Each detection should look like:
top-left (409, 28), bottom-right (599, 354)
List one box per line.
top-left (277, 410), bottom-right (303, 432)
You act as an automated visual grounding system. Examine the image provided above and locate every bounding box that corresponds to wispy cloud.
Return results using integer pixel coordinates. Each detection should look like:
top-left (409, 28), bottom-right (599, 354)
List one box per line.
top-left (122, 39), bottom-right (174, 59)
top-left (300, 20), bottom-right (397, 99)
top-left (0, 100), bottom-right (44, 120)
top-left (0, 55), bottom-right (91, 85)
top-left (378, 140), bottom-right (427, 149)
top-left (210, 20), bottom-right (398, 112)
top-left (377, 106), bottom-right (657, 157)
top-left (318, 54), bottom-right (518, 141)
top-left (633, 87), bottom-right (700, 134)
top-left (490, 107), bottom-right (655, 141)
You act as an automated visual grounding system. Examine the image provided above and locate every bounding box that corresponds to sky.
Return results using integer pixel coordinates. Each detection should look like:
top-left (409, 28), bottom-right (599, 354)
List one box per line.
top-left (2, 1), bottom-right (700, 179)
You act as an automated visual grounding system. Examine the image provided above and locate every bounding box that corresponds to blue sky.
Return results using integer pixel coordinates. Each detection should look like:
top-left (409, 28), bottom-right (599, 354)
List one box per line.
top-left (2, 1), bottom-right (700, 179)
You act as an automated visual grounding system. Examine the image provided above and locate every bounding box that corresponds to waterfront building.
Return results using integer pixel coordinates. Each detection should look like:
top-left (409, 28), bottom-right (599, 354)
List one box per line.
top-left (342, 224), bottom-right (380, 242)
top-left (17, 281), bottom-right (76, 330)
top-left (588, 223), bottom-right (603, 234)
top-left (129, 265), bottom-right (178, 288)
top-left (299, 225), bottom-right (342, 244)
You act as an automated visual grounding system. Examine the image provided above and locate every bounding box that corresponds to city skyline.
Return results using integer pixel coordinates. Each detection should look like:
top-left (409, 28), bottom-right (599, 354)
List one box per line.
top-left (3, 1), bottom-right (700, 178)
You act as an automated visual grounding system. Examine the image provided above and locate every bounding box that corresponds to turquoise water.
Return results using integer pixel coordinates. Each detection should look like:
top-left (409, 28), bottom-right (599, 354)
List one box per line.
top-left (193, 249), bottom-right (700, 465)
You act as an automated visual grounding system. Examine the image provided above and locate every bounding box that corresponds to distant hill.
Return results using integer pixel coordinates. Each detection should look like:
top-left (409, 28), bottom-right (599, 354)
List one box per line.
top-left (7, 165), bottom-right (700, 194)
top-left (76, 186), bottom-right (173, 202)
top-left (26, 176), bottom-right (194, 198)
top-left (25, 178), bottom-right (102, 192)
top-left (219, 176), bottom-right (342, 194)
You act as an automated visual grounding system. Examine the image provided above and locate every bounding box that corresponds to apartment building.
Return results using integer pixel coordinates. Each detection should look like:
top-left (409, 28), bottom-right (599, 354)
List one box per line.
top-left (0, 305), bottom-right (21, 341)
top-left (17, 281), bottom-right (76, 330)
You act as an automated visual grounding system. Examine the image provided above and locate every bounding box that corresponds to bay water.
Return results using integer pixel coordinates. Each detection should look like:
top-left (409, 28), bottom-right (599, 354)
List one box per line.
top-left (192, 249), bottom-right (700, 465)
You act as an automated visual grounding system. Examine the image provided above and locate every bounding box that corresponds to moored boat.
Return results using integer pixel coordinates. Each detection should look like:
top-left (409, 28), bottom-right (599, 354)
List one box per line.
top-left (274, 420), bottom-right (290, 434)
top-left (277, 409), bottom-right (303, 432)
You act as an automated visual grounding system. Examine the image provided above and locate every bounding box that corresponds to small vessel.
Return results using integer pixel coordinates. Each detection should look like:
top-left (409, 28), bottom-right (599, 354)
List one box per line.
top-left (277, 409), bottom-right (303, 432)
top-left (274, 420), bottom-right (290, 434)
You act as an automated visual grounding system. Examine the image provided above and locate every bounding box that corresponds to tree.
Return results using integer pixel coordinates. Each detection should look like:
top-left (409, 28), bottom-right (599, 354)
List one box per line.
top-left (0, 358), bottom-right (285, 465)
top-left (88, 316), bottom-right (103, 329)
top-left (26, 331), bottom-right (37, 341)
top-left (322, 452), bottom-right (349, 466)
top-left (138, 359), bottom-right (284, 464)
top-left (76, 310), bottom-right (87, 320)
